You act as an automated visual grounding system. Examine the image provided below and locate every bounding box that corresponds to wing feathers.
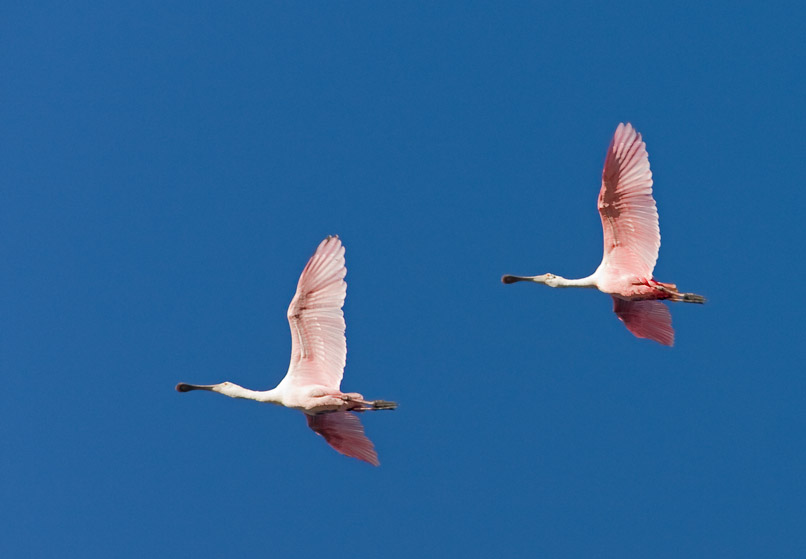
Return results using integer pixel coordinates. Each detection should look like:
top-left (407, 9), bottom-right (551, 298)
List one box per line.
top-left (612, 297), bottom-right (674, 346)
top-left (598, 123), bottom-right (660, 280)
top-left (285, 237), bottom-right (347, 390)
top-left (306, 412), bottom-right (380, 466)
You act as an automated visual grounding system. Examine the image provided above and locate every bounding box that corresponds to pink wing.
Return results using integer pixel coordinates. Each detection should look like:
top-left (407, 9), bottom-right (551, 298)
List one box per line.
top-left (306, 412), bottom-right (380, 466)
top-left (612, 297), bottom-right (674, 346)
top-left (598, 123), bottom-right (660, 280)
top-left (285, 236), bottom-right (347, 391)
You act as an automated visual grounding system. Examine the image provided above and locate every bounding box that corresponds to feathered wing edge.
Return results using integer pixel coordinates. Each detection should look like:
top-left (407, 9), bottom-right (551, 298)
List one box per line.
top-left (285, 236), bottom-right (348, 390)
top-left (598, 123), bottom-right (661, 280)
top-left (306, 411), bottom-right (380, 466)
top-left (612, 297), bottom-right (674, 346)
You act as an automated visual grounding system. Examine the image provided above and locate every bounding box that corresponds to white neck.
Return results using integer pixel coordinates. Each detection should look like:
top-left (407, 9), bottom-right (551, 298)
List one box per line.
top-left (550, 274), bottom-right (598, 288)
top-left (214, 383), bottom-right (283, 404)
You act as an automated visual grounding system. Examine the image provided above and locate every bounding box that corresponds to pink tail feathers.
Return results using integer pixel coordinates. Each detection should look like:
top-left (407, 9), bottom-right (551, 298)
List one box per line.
top-left (306, 411), bottom-right (380, 466)
top-left (612, 297), bottom-right (674, 346)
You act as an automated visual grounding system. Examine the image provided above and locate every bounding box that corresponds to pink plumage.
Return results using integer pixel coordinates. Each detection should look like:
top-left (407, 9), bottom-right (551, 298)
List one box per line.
top-left (286, 236), bottom-right (348, 391)
top-left (176, 236), bottom-right (396, 466)
top-left (597, 122), bottom-right (660, 284)
top-left (502, 123), bottom-right (704, 346)
top-left (612, 298), bottom-right (674, 347)
top-left (286, 237), bottom-right (390, 466)
top-left (307, 411), bottom-right (380, 466)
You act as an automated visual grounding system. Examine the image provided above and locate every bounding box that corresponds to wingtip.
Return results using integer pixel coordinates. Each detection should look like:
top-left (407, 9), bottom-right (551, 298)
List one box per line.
top-left (310, 235), bottom-right (345, 264)
top-left (611, 122), bottom-right (643, 145)
top-left (321, 234), bottom-right (341, 247)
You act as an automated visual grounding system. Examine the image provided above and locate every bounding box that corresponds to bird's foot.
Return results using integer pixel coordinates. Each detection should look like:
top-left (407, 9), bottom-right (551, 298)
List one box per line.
top-left (345, 396), bottom-right (398, 412)
top-left (680, 292), bottom-right (706, 304)
top-left (370, 400), bottom-right (398, 410)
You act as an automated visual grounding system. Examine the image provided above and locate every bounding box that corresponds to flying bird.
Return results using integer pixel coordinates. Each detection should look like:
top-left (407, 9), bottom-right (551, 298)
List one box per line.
top-left (502, 123), bottom-right (704, 346)
top-left (177, 236), bottom-right (396, 465)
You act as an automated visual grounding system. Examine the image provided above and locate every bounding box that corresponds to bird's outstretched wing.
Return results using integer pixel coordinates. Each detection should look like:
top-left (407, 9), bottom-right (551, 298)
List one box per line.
top-left (612, 297), bottom-right (674, 346)
top-left (306, 412), bottom-right (380, 466)
top-left (285, 236), bottom-right (347, 391)
top-left (598, 123), bottom-right (660, 280)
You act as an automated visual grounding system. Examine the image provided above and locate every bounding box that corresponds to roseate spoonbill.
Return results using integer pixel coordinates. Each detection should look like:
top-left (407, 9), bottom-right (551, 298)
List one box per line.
top-left (502, 123), bottom-right (704, 346)
top-left (176, 236), bottom-right (396, 466)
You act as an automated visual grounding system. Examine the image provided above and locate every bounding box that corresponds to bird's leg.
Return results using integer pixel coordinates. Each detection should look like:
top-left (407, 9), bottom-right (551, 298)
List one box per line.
top-left (652, 283), bottom-right (674, 294)
top-left (648, 282), bottom-right (707, 304)
top-left (667, 290), bottom-right (706, 303)
top-left (340, 393), bottom-right (398, 411)
top-left (368, 400), bottom-right (398, 410)
top-left (350, 402), bottom-right (399, 412)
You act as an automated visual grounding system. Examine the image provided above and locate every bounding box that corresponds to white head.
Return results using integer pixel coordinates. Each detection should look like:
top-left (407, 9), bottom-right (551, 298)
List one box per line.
top-left (531, 273), bottom-right (561, 287)
top-left (501, 273), bottom-right (563, 287)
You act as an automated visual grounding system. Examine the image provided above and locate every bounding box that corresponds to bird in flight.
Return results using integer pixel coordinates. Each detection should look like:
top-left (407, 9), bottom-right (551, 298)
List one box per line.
top-left (502, 123), bottom-right (704, 346)
top-left (177, 236), bottom-right (396, 465)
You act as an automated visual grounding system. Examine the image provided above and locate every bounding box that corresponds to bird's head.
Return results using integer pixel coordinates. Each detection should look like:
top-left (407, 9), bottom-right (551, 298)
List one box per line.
top-left (531, 273), bottom-right (560, 287)
top-left (175, 381), bottom-right (255, 400)
top-left (501, 273), bottom-right (562, 287)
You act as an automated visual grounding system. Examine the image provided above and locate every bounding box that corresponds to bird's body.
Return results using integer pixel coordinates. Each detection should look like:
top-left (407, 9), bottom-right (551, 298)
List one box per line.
top-left (177, 236), bottom-right (396, 466)
top-left (502, 123), bottom-right (704, 346)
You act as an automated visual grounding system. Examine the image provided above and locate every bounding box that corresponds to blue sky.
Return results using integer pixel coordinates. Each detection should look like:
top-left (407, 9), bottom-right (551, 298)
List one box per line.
top-left (3, 2), bottom-right (805, 557)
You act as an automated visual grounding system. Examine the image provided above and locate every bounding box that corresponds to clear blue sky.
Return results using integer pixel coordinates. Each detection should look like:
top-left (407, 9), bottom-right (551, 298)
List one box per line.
top-left (3, 2), bottom-right (805, 557)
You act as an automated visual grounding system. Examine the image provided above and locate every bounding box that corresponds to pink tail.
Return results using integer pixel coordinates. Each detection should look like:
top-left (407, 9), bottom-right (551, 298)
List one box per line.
top-left (306, 411), bottom-right (380, 466)
top-left (612, 297), bottom-right (674, 346)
